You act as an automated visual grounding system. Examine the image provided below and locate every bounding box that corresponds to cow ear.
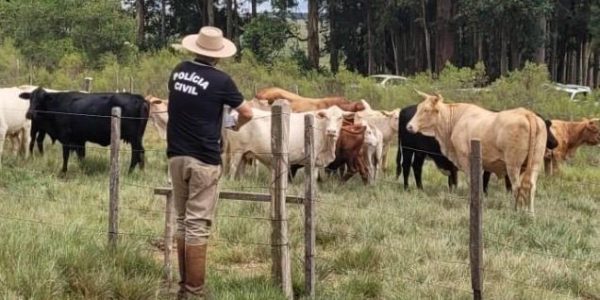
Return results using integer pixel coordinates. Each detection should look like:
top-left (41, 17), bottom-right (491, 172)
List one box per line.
top-left (19, 92), bottom-right (31, 100)
top-left (434, 92), bottom-right (444, 103)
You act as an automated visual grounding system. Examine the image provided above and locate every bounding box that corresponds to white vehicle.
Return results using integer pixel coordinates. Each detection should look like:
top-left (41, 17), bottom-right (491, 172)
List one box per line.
top-left (369, 74), bottom-right (409, 87)
top-left (547, 83), bottom-right (592, 101)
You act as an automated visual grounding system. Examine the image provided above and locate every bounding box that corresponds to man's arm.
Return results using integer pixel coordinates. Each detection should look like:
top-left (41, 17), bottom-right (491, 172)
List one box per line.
top-left (232, 101), bottom-right (253, 131)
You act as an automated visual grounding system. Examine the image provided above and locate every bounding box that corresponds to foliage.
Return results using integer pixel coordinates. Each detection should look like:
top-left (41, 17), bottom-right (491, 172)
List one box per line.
top-left (241, 15), bottom-right (291, 65)
top-left (0, 0), bottom-right (135, 68)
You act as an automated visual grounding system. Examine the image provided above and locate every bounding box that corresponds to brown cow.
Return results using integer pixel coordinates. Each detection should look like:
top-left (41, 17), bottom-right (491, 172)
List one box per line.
top-left (406, 91), bottom-right (547, 215)
top-left (255, 87), bottom-right (364, 112)
top-left (325, 124), bottom-right (370, 184)
top-left (545, 118), bottom-right (600, 173)
top-left (144, 95), bottom-right (169, 139)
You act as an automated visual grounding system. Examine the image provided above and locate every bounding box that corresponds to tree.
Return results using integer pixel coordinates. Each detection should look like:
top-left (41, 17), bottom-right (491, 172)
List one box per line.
top-left (435, 0), bottom-right (454, 73)
top-left (307, 0), bottom-right (320, 69)
top-left (241, 15), bottom-right (290, 64)
top-left (136, 0), bottom-right (145, 48)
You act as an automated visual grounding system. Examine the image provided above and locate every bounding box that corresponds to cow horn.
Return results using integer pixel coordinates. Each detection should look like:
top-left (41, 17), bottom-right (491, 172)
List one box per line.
top-left (414, 89), bottom-right (431, 98)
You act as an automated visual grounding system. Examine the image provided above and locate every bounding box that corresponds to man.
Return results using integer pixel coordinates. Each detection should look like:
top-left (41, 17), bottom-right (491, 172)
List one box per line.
top-left (168, 26), bottom-right (253, 299)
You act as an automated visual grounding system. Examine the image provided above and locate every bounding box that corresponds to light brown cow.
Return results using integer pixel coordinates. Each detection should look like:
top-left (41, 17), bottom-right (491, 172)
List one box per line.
top-left (354, 101), bottom-right (400, 173)
top-left (545, 118), bottom-right (600, 173)
top-left (144, 95), bottom-right (169, 139)
top-left (255, 87), bottom-right (364, 112)
top-left (406, 91), bottom-right (547, 214)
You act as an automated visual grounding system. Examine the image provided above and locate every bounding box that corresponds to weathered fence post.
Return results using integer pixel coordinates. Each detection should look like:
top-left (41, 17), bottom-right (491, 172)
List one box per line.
top-left (469, 139), bottom-right (483, 300)
top-left (108, 107), bottom-right (121, 248)
top-left (271, 101), bottom-right (293, 299)
top-left (84, 77), bottom-right (93, 92)
top-left (304, 114), bottom-right (316, 297)
top-left (164, 190), bottom-right (175, 285)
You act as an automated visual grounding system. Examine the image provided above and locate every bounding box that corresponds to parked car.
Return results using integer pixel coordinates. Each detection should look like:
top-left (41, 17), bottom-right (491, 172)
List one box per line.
top-left (546, 83), bottom-right (592, 101)
top-left (369, 74), bottom-right (409, 87)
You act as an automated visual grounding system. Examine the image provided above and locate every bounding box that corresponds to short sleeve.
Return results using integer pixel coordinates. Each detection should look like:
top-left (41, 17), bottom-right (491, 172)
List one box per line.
top-left (221, 77), bottom-right (244, 109)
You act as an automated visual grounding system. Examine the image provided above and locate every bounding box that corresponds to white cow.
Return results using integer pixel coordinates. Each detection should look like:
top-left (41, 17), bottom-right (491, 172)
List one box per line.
top-left (223, 105), bottom-right (352, 179)
top-left (354, 100), bottom-right (400, 173)
top-left (0, 86), bottom-right (36, 165)
top-left (359, 121), bottom-right (383, 184)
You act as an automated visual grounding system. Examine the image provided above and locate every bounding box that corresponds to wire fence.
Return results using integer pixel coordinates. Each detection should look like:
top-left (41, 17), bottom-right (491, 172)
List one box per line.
top-left (1, 102), bottom-right (599, 299)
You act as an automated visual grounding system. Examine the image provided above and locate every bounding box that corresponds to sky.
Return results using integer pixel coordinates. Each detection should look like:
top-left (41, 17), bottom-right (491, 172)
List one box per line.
top-left (239, 0), bottom-right (308, 14)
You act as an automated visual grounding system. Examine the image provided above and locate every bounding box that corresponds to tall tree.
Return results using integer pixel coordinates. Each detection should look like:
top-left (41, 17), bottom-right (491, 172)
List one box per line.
top-left (136, 0), bottom-right (145, 48)
top-left (435, 0), bottom-right (454, 73)
top-left (252, 0), bottom-right (258, 18)
top-left (421, 0), bottom-right (432, 72)
top-left (328, 0), bottom-right (339, 73)
top-left (226, 0), bottom-right (233, 38)
top-left (207, 0), bottom-right (214, 26)
top-left (307, 0), bottom-right (320, 69)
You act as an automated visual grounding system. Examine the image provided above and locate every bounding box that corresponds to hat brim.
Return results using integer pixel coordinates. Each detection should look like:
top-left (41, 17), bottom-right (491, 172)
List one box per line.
top-left (181, 34), bottom-right (237, 58)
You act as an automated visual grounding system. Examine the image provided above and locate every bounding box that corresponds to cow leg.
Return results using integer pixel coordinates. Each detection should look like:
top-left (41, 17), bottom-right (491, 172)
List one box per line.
top-left (76, 144), bottom-right (86, 160)
top-left (129, 138), bottom-right (145, 172)
top-left (503, 175), bottom-right (512, 193)
top-left (396, 145), bottom-right (402, 179)
top-left (449, 168), bottom-right (458, 191)
top-left (401, 149), bottom-right (414, 190)
top-left (29, 125), bottom-right (37, 154)
top-left (0, 130), bottom-right (6, 167)
top-left (381, 143), bottom-right (390, 173)
top-left (506, 169), bottom-right (521, 211)
top-left (482, 171), bottom-right (491, 195)
top-left (357, 156), bottom-right (370, 185)
top-left (228, 152), bottom-right (243, 179)
top-left (341, 159), bottom-right (357, 183)
top-left (61, 145), bottom-right (71, 173)
top-left (412, 153), bottom-right (426, 190)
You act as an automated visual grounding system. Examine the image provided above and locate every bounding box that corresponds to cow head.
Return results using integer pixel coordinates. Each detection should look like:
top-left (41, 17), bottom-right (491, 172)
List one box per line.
top-left (406, 91), bottom-right (444, 136)
top-left (361, 122), bottom-right (379, 147)
top-left (19, 87), bottom-right (48, 120)
top-left (316, 105), bottom-right (353, 139)
top-left (382, 108), bottom-right (401, 132)
top-left (580, 118), bottom-right (600, 145)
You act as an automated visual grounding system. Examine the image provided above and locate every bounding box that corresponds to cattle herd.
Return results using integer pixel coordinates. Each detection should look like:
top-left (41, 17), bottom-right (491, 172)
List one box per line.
top-left (1, 85), bottom-right (599, 215)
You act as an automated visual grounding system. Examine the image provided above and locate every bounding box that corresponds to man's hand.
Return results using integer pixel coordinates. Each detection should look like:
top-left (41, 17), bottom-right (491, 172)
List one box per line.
top-left (234, 102), bottom-right (253, 130)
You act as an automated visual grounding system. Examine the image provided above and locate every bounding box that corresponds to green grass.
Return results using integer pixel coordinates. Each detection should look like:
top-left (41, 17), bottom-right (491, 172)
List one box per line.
top-left (1, 121), bottom-right (599, 299)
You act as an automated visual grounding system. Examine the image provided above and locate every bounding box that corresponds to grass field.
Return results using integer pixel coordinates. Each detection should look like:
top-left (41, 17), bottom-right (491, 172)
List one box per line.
top-left (1, 116), bottom-right (599, 299)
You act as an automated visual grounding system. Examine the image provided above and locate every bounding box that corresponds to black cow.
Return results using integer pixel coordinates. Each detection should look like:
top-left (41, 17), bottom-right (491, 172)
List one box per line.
top-left (482, 115), bottom-right (558, 194)
top-left (397, 104), bottom-right (458, 191)
top-left (19, 88), bottom-right (149, 173)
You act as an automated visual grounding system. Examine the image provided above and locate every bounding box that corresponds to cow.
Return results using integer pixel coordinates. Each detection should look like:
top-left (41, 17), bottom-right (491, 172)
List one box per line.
top-left (222, 105), bottom-right (352, 179)
top-left (396, 104), bottom-right (458, 191)
top-left (361, 121), bottom-right (384, 183)
top-left (19, 87), bottom-right (149, 173)
top-left (325, 124), bottom-right (370, 184)
top-left (144, 95), bottom-right (169, 139)
top-left (482, 115), bottom-right (559, 194)
top-left (406, 91), bottom-right (547, 214)
top-left (0, 86), bottom-right (34, 165)
top-left (255, 87), bottom-right (364, 112)
top-left (543, 118), bottom-right (600, 174)
top-left (354, 101), bottom-right (400, 173)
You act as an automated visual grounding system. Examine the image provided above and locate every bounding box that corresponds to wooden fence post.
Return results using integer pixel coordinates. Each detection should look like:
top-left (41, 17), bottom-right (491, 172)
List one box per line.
top-left (469, 139), bottom-right (483, 300)
top-left (271, 101), bottom-right (293, 299)
top-left (164, 190), bottom-right (175, 285)
top-left (84, 77), bottom-right (93, 92)
top-left (108, 107), bottom-right (121, 248)
top-left (304, 114), bottom-right (316, 297)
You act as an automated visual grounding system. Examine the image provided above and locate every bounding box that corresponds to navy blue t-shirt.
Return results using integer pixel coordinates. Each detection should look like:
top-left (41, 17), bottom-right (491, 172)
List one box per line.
top-left (167, 59), bottom-right (243, 165)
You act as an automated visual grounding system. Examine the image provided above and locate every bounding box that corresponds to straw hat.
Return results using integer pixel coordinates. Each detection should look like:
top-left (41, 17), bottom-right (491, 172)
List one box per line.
top-left (181, 26), bottom-right (237, 58)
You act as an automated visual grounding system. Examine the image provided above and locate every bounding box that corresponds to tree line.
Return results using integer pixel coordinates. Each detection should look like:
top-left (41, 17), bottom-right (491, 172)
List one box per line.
top-left (1, 0), bottom-right (599, 87)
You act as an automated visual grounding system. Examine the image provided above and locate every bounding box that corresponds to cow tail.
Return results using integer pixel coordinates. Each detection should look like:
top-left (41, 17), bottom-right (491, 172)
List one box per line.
top-left (518, 113), bottom-right (538, 207)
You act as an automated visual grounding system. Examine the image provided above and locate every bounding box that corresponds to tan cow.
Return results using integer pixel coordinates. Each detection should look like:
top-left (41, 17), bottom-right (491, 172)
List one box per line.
top-left (406, 91), bottom-right (547, 214)
top-left (144, 95), bottom-right (169, 139)
top-left (255, 87), bottom-right (364, 112)
top-left (545, 118), bottom-right (600, 173)
top-left (354, 103), bottom-right (400, 173)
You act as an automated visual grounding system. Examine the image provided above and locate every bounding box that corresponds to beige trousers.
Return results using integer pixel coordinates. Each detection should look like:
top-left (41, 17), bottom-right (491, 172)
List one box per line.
top-left (169, 156), bottom-right (221, 245)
